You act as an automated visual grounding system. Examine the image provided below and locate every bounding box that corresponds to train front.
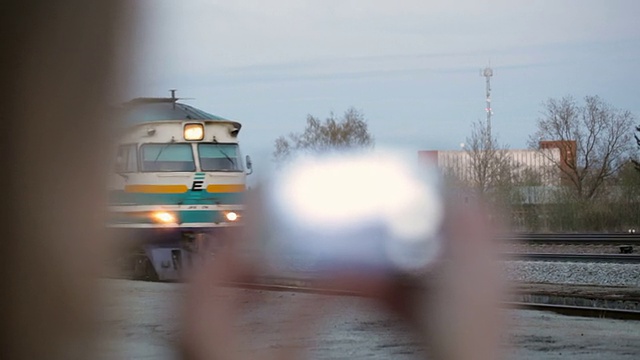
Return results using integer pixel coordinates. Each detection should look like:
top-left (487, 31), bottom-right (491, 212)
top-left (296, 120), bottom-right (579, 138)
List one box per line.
top-left (108, 97), bottom-right (252, 280)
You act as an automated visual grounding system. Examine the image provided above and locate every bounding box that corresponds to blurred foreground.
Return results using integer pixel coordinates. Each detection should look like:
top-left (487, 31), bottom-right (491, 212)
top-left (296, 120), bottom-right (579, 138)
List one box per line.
top-left (99, 279), bottom-right (640, 360)
top-left (0, 2), bottom-right (582, 360)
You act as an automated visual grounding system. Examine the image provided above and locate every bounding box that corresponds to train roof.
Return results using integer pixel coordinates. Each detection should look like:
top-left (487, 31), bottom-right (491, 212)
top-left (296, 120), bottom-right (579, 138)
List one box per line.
top-left (118, 97), bottom-right (239, 128)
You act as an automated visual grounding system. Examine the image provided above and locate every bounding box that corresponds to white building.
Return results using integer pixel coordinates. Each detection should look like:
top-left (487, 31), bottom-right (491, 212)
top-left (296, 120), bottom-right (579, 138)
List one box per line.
top-left (419, 148), bottom-right (561, 187)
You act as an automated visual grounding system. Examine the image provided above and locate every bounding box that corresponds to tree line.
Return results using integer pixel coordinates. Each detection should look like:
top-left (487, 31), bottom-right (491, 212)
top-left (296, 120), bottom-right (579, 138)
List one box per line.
top-left (272, 96), bottom-right (639, 232)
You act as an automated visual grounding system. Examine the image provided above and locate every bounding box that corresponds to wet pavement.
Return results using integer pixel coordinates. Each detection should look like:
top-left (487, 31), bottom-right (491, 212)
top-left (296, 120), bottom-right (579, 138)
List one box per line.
top-left (97, 279), bottom-right (640, 359)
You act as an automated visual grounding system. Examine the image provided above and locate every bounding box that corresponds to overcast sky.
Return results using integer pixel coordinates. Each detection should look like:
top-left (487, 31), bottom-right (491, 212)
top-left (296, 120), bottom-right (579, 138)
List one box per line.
top-left (126, 0), bottom-right (640, 176)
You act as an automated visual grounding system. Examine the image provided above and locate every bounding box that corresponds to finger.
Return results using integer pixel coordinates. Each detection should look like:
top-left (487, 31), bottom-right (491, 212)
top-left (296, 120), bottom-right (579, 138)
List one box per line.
top-left (181, 244), bottom-right (259, 360)
top-left (425, 201), bottom-right (507, 360)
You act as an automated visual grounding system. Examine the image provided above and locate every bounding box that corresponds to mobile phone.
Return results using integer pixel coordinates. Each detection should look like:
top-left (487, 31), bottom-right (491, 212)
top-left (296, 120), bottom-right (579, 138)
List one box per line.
top-left (254, 150), bottom-right (445, 278)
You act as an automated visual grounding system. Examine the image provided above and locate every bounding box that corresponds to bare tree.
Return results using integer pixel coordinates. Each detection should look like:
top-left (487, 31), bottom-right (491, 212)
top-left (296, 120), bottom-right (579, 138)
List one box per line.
top-left (273, 107), bottom-right (374, 164)
top-left (529, 95), bottom-right (634, 200)
top-left (464, 119), bottom-right (514, 197)
top-left (631, 126), bottom-right (640, 173)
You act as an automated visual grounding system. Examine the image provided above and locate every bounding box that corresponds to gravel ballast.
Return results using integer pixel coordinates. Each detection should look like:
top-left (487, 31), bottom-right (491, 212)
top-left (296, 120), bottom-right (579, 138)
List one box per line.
top-left (503, 261), bottom-right (640, 287)
top-left (503, 261), bottom-right (640, 311)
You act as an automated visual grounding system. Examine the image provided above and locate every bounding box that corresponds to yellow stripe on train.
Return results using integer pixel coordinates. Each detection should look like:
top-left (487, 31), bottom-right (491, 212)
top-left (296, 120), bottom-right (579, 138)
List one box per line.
top-left (124, 185), bottom-right (189, 193)
top-left (206, 184), bottom-right (245, 193)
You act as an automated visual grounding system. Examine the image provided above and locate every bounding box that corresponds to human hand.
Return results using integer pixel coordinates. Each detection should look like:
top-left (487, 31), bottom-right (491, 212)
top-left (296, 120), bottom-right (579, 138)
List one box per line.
top-left (180, 198), bottom-right (506, 360)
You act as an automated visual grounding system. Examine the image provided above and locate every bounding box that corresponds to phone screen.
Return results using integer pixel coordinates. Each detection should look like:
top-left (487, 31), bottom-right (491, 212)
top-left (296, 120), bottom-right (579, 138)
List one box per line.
top-left (253, 150), bottom-right (445, 278)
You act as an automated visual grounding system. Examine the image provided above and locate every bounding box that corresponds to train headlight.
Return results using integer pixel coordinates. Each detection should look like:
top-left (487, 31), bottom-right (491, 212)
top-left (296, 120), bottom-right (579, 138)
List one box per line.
top-left (224, 211), bottom-right (239, 222)
top-left (151, 211), bottom-right (177, 224)
top-left (184, 123), bottom-right (204, 141)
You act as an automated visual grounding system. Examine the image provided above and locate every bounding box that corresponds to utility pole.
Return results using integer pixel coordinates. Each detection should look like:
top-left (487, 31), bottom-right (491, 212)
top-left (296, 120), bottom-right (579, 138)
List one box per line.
top-left (170, 89), bottom-right (177, 109)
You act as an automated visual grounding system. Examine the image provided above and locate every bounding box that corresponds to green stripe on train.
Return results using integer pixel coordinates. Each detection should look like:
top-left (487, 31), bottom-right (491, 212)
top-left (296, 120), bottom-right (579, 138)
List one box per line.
top-left (109, 190), bottom-right (244, 206)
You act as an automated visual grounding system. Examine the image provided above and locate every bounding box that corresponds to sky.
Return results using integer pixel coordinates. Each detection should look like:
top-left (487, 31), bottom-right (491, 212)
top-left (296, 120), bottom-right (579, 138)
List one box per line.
top-left (125, 0), bottom-right (640, 178)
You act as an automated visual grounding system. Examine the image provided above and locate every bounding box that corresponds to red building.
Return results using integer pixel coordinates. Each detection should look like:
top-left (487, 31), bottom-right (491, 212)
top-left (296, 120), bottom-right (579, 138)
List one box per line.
top-left (539, 140), bottom-right (577, 185)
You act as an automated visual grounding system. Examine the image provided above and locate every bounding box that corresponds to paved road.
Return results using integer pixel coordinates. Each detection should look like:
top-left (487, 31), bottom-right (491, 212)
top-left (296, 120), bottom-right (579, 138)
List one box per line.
top-left (97, 279), bottom-right (640, 359)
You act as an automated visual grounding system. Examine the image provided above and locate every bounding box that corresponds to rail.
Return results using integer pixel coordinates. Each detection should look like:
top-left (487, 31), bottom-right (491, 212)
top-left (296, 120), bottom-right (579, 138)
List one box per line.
top-left (223, 280), bottom-right (640, 321)
top-left (502, 253), bottom-right (640, 263)
top-left (500, 233), bottom-right (640, 246)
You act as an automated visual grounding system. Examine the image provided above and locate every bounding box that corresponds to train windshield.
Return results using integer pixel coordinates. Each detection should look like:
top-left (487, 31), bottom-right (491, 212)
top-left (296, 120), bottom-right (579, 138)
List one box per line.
top-left (198, 143), bottom-right (243, 172)
top-left (141, 143), bottom-right (196, 172)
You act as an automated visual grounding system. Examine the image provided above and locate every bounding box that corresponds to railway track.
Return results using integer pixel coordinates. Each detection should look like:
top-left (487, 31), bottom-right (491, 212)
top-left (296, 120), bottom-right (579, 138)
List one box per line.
top-left (500, 233), bottom-right (640, 246)
top-left (503, 253), bottom-right (640, 263)
top-left (118, 233), bottom-right (640, 320)
top-left (225, 280), bottom-right (640, 321)
top-left (507, 302), bottom-right (640, 321)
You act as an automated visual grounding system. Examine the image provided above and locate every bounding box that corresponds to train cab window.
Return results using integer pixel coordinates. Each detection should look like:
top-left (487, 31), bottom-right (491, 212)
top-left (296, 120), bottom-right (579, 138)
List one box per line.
top-left (198, 144), bottom-right (243, 172)
top-left (115, 144), bottom-right (138, 173)
top-left (141, 143), bottom-right (196, 172)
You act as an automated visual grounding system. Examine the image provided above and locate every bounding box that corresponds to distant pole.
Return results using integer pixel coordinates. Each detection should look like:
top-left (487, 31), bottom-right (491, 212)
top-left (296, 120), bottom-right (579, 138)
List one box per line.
top-left (170, 89), bottom-right (177, 109)
top-left (481, 66), bottom-right (493, 141)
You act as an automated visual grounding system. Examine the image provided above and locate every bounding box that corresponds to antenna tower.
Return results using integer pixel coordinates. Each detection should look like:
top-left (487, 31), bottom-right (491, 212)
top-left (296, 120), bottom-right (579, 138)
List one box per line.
top-left (481, 65), bottom-right (493, 139)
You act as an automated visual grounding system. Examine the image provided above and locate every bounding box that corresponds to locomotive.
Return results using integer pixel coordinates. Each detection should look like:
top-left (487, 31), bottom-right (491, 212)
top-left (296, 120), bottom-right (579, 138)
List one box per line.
top-left (107, 92), bottom-right (252, 280)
